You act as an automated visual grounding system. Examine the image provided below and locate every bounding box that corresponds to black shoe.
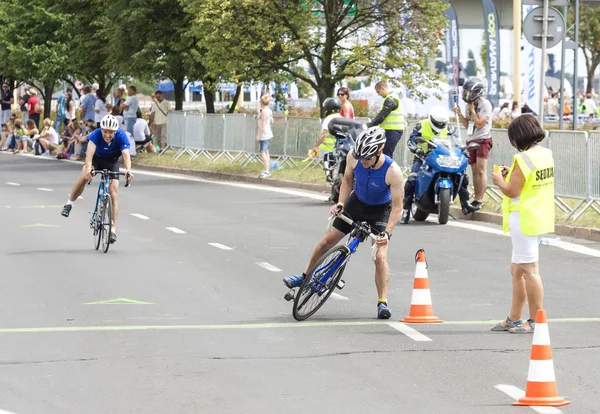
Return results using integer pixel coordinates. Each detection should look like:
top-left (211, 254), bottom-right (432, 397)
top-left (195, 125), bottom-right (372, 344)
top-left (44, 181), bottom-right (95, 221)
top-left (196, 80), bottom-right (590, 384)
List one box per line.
top-left (109, 232), bottom-right (117, 244)
top-left (461, 202), bottom-right (480, 215)
top-left (400, 209), bottom-right (410, 224)
top-left (61, 204), bottom-right (72, 217)
top-left (471, 200), bottom-right (484, 208)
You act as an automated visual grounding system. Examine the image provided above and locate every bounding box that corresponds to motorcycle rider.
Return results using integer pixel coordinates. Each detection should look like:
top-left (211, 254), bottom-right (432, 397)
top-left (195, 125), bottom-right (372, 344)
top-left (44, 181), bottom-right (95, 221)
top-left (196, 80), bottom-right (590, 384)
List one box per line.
top-left (401, 105), bottom-right (479, 224)
top-left (313, 97), bottom-right (342, 185)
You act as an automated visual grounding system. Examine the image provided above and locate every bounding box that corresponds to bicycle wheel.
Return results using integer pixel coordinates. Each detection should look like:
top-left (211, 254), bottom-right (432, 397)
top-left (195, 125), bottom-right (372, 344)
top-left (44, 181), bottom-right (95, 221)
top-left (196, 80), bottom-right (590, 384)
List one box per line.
top-left (92, 209), bottom-right (101, 250)
top-left (292, 245), bottom-right (349, 321)
top-left (100, 195), bottom-right (113, 253)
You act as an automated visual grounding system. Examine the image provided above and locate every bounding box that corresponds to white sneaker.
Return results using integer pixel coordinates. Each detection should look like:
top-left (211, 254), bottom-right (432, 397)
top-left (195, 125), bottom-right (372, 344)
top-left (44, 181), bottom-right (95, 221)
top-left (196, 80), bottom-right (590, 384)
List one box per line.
top-left (258, 171), bottom-right (271, 179)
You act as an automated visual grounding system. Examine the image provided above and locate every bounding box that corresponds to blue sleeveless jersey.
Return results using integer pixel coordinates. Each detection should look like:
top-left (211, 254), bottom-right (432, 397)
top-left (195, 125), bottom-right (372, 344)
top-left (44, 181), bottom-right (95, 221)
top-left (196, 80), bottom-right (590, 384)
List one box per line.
top-left (353, 155), bottom-right (393, 205)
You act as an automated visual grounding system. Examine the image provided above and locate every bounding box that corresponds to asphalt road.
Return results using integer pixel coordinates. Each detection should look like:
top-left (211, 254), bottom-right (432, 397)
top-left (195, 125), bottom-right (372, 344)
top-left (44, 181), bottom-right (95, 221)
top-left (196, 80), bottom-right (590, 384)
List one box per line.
top-left (0, 153), bottom-right (598, 414)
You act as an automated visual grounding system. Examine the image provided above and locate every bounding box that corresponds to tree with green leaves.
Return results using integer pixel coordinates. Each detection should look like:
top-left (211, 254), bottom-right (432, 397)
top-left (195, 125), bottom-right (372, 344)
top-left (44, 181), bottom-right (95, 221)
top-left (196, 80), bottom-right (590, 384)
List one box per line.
top-left (55, 0), bottom-right (123, 98)
top-left (570, 3), bottom-right (600, 94)
top-left (0, 0), bottom-right (70, 118)
top-left (104, 0), bottom-right (204, 110)
top-left (188, 0), bottom-right (448, 116)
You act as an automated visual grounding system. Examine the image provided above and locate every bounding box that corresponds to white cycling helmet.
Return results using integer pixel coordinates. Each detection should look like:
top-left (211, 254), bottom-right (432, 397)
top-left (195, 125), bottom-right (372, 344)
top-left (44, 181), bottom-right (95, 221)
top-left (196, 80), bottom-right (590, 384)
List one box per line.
top-left (100, 115), bottom-right (120, 131)
top-left (352, 126), bottom-right (386, 160)
top-left (429, 105), bottom-right (450, 134)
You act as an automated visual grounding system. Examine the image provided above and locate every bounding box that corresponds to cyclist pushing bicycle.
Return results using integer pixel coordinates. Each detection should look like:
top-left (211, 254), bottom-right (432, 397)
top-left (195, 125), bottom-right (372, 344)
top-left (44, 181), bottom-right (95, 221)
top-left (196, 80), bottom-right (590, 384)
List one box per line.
top-left (283, 126), bottom-right (405, 319)
top-left (61, 114), bottom-right (133, 243)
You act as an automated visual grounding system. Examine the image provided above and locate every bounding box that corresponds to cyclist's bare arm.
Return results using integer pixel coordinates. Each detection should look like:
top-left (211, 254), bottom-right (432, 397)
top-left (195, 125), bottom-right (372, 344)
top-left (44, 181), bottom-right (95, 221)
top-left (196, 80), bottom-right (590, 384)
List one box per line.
top-left (83, 141), bottom-right (97, 178)
top-left (385, 163), bottom-right (405, 234)
top-left (121, 149), bottom-right (133, 180)
top-left (337, 152), bottom-right (356, 206)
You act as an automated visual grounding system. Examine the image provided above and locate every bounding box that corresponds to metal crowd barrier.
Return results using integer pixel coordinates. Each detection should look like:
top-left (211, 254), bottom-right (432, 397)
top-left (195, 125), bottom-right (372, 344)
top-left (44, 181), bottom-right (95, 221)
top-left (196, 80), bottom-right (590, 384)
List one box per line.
top-left (163, 111), bottom-right (600, 221)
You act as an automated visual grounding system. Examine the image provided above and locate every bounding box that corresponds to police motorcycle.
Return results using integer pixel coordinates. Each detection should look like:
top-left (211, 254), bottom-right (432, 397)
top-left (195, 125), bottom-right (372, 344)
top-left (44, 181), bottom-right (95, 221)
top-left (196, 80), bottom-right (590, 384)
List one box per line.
top-left (409, 134), bottom-right (480, 224)
top-left (324, 118), bottom-right (367, 203)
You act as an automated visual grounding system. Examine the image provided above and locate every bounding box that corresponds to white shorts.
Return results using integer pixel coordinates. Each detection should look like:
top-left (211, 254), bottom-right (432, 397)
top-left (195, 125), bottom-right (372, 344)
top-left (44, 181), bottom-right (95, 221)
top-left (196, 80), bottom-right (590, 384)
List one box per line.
top-left (509, 212), bottom-right (539, 264)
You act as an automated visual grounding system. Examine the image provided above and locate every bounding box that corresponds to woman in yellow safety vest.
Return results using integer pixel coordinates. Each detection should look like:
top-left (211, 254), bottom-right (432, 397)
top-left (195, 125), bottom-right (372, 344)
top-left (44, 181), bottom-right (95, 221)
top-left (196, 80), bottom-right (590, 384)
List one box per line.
top-left (491, 115), bottom-right (554, 334)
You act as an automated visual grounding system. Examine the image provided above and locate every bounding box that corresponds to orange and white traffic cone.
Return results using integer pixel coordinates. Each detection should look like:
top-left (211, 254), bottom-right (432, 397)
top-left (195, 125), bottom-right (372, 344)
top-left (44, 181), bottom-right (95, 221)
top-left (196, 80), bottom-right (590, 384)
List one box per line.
top-left (401, 249), bottom-right (443, 324)
top-left (513, 309), bottom-right (570, 407)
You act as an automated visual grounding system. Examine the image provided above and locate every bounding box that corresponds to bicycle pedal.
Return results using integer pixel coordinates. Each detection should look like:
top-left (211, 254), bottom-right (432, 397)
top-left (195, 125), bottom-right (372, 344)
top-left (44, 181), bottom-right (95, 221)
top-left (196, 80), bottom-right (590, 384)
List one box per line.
top-left (337, 280), bottom-right (346, 290)
top-left (284, 290), bottom-right (295, 302)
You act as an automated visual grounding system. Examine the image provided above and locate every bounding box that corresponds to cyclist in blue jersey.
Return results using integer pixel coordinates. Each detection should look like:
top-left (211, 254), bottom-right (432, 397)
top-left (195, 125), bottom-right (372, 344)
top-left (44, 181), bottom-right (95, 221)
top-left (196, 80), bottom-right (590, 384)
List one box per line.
top-left (61, 115), bottom-right (133, 243)
top-left (283, 126), bottom-right (405, 319)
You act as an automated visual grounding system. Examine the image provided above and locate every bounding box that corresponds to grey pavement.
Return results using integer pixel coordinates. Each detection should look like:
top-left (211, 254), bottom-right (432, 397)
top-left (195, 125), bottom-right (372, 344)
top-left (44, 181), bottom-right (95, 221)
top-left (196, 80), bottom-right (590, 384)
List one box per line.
top-left (0, 153), bottom-right (598, 414)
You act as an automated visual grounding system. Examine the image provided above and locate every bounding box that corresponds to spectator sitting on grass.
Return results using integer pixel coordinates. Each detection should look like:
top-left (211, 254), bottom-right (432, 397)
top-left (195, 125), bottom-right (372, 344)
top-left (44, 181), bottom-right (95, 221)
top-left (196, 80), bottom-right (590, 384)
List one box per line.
top-left (38, 118), bottom-right (59, 156)
top-left (133, 110), bottom-right (156, 153)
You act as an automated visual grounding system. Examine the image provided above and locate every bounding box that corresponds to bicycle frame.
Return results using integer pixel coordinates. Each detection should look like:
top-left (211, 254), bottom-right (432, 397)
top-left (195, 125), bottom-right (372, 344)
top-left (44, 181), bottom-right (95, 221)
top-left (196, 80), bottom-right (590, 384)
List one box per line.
top-left (312, 216), bottom-right (378, 292)
top-left (90, 174), bottom-right (111, 229)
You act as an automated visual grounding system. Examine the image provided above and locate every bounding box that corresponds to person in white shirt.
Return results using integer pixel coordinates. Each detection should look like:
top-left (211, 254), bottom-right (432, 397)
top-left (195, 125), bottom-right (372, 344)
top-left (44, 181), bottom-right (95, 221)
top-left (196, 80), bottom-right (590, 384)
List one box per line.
top-left (133, 110), bottom-right (156, 153)
top-left (583, 93), bottom-right (597, 116)
top-left (94, 92), bottom-right (109, 127)
top-left (38, 117), bottom-right (59, 155)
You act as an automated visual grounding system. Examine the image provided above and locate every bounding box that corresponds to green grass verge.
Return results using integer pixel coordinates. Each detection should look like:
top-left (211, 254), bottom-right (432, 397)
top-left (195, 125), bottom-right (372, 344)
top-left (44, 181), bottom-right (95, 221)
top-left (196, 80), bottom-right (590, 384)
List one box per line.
top-left (133, 150), bottom-right (324, 183)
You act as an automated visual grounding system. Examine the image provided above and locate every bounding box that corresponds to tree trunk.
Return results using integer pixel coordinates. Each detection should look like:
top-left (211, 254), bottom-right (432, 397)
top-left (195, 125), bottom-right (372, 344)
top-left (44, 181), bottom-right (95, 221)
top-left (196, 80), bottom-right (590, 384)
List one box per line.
top-left (317, 82), bottom-right (336, 118)
top-left (586, 61), bottom-right (599, 94)
top-left (204, 89), bottom-right (215, 113)
top-left (174, 76), bottom-right (185, 110)
top-left (43, 82), bottom-right (54, 120)
top-left (228, 84), bottom-right (242, 113)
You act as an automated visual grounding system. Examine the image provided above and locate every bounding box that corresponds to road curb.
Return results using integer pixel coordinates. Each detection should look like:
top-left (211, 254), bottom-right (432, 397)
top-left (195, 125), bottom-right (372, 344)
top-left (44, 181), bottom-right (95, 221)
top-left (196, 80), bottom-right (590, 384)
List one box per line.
top-left (133, 161), bottom-right (600, 242)
top-left (133, 163), bottom-right (331, 193)
top-left (450, 206), bottom-right (600, 242)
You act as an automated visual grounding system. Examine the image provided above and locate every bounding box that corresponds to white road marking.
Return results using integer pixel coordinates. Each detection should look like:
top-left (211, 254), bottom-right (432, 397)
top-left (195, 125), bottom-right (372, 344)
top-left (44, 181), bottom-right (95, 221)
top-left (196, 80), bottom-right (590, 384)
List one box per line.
top-left (256, 262), bottom-right (282, 272)
top-left (0, 408), bottom-right (18, 414)
top-left (129, 169), bottom-right (329, 201)
top-left (131, 213), bottom-right (150, 220)
top-left (37, 188), bottom-right (53, 192)
top-left (386, 322), bottom-right (432, 342)
top-left (494, 384), bottom-right (562, 413)
top-left (434, 218), bottom-right (600, 259)
top-left (5, 152), bottom-right (598, 259)
top-left (330, 292), bottom-right (349, 300)
top-left (208, 242), bottom-right (233, 250)
top-left (6, 182), bottom-right (20, 186)
top-left (166, 227), bottom-right (186, 234)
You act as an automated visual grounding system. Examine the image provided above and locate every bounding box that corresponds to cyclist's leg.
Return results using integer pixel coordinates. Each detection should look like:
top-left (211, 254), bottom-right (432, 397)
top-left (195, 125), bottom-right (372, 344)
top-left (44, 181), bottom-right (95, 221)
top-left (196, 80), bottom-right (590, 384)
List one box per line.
top-left (303, 228), bottom-right (346, 275)
top-left (368, 203), bottom-right (393, 317)
top-left (69, 163), bottom-right (93, 202)
top-left (107, 159), bottom-right (121, 226)
top-left (109, 178), bottom-right (119, 225)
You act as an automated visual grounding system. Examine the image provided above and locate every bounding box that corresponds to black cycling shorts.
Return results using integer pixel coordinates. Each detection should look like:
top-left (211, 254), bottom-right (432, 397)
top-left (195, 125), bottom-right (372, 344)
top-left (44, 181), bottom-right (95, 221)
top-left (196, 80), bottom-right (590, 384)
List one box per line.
top-left (333, 192), bottom-right (391, 235)
top-left (92, 156), bottom-right (120, 180)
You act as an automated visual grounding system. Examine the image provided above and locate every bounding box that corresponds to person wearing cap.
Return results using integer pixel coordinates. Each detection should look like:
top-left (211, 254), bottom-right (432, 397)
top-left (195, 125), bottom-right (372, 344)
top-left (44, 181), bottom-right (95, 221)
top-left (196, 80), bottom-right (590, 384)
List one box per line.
top-left (490, 115), bottom-right (554, 334)
top-left (26, 88), bottom-right (41, 128)
top-left (150, 90), bottom-right (170, 151)
top-left (453, 77), bottom-right (493, 209)
top-left (367, 81), bottom-right (405, 157)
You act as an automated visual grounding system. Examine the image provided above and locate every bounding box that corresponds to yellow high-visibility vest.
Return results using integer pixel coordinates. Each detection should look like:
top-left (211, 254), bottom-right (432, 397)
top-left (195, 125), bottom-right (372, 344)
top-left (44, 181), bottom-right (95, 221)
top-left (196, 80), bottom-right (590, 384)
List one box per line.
top-left (502, 147), bottom-right (555, 236)
top-left (319, 113), bottom-right (341, 151)
top-left (417, 119), bottom-right (448, 152)
top-left (379, 93), bottom-right (405, 131)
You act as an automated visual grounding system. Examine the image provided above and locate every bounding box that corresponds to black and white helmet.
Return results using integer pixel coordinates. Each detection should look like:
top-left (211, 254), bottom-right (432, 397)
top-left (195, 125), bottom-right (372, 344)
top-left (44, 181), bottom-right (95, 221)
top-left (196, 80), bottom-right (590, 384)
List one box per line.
top-left (100, 115), bottom-right (119, 131)
top-left (352, 126), bottom-right (386, 160)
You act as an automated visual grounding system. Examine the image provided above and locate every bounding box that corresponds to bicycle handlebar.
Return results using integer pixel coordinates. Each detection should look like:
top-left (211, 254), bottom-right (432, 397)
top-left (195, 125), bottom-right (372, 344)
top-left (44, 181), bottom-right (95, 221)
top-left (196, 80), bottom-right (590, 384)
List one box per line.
top-left (91, 170), bottom-right (132, 187)
top-left (328, 213), bottom-right (380, 242)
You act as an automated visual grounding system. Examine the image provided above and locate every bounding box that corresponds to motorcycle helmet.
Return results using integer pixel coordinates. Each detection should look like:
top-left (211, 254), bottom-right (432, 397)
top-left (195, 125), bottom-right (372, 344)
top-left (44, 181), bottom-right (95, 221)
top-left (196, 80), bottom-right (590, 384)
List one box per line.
top-left (323, 97), bottom-right (341, 115)
top-left (462, 78), bottom-right (484, 103)
top-left (352, 126), bottom-right (386, 160)
top-left (429, 105), bottom-right (450, 134)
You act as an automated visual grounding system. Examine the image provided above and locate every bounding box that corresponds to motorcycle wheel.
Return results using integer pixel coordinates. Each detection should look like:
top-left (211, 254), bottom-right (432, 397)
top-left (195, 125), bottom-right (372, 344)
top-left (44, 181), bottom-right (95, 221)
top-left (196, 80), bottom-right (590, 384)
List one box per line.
top-left (411, 203), bottom-right (429, 221)
top-left (438, 188), bottom-right (450, 225)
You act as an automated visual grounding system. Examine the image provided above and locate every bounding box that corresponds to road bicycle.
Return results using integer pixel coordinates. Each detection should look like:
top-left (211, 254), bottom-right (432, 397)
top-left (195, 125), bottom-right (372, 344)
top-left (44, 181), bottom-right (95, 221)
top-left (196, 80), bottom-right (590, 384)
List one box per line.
top-left (285, 213), bottom-right (379, 321)
top-left (90, 169), bottom-right (130, 253)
